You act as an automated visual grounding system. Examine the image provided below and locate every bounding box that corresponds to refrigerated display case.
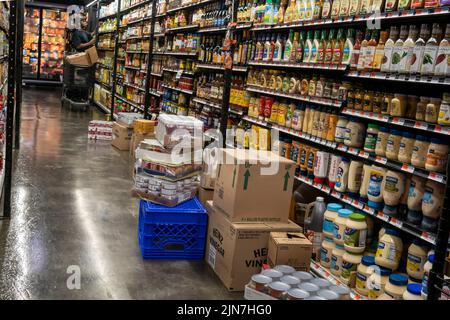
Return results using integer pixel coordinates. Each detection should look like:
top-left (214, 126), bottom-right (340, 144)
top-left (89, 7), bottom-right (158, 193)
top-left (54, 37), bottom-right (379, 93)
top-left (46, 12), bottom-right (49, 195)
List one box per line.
top-left (23, 6), bottom-right (67, 83)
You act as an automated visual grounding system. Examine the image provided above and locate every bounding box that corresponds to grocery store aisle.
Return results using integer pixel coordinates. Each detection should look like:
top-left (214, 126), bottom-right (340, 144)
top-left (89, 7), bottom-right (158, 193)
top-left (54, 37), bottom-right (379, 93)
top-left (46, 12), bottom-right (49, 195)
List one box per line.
top-left (0, 87), bottom-right (237, 300)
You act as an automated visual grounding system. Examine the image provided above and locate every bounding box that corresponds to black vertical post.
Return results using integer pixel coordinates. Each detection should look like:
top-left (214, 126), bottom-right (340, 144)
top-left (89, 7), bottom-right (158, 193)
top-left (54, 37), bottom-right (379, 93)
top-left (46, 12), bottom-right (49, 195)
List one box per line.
top-left (36, 7), bottom-right (43, 80)
top-left (428, 155), bottom-right (450, 300)
top-left (143, 0), bottom-right (157, 120)
top-left (4, 0), bottom-right (18, 218)
top-left (109, 0), bottom-right (121, 119)
top-left (219, 0), bottom-right (238, 147)
top-left (14, 0), bottom-right (24, 150)
top-left (92, 1), bottom-right (101, 105)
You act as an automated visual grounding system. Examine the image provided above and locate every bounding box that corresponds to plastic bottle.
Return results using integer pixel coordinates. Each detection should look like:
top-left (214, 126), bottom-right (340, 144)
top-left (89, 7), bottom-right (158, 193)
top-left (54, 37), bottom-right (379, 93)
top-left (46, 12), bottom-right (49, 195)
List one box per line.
top-left (381, 170), bottom-right (405, 217)
top-left (367, 166), bottom-right (386, 210)
top-left (305, 197), bottom-right (327, 261)
top-left (406, 176), bottom-right (426, 225)
top-left (334, 157), bottom-right (350, 193)
top-left (421, 254), bottom-right (434, 299)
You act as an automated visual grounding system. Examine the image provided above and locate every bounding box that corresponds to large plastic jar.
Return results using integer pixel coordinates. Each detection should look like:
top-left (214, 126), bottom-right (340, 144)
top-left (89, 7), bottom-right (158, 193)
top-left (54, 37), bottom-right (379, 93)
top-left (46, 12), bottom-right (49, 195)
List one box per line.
top-left (385, 130), bottom-right (402, 161)
top-left (355, 255), bottom-right (376, 296)
top-left (375, 127), bottom-right (390, 157)
top-left (323, 203), bottom-right (342, 237)
top-left (390, 94), bottom-right (407, 117)
top-left (375, 228), bottom-right (403, 270)
top-left (398, 132), bottom-right (415, 164)
top-left (320, 236), bottom-right (336, 268)
top-left (333, 209), bottom-right (352, 245)
top-left (344, 118), bottom-right (366, 148)
top-left (341, 252), bottom-right (363, 287)
top-left (364, 124), bottom-right (379, 153)
top-left (334, 157), bottom-right (350, 193)
top-left (367, 266), bottom-right (392, 300)
top-left (367, 166), bottom-right (386, 210)
top-left (382, 170), bottom-right (406, 217)
top-left (425, 138), bottom-right (449, 173)
top-left (407, 239), bottom-right (429, 280)
top-left (347, 160), bottom-right (364, 198)
top-left (403, 284), bottom-right (423, 300)
top-left (330, 244), bottom-right (346, 277)
top-left (335, 116), bottom-right (349, 143)
top-left (384, 274), bottom-right (408, 300)
top-left (421, 254), bottom-right (434, 299)
top-left (411, 135), bottom-right (430, 168)
top-left (344, 213), bottom-right (368, 254)
top-left (421, 180), bottom-right (445, 232)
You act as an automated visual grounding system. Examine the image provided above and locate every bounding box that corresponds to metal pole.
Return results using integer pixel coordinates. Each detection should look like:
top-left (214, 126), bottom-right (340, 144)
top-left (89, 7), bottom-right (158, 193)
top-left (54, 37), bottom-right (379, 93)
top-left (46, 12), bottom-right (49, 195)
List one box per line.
top-left (36, 7), bottom-right (43, 80)
top-left (143, 0), bottom-right (157, 120)
top-left (427, 155), bottom-right (450, 300)
top-left (14, 0), bottom-right (24, 150)
top-left (109, 0), bottom-right (121, 120)
top-left (219, 0), bottom-right (238, 147)
top-left (92, 1), bottom-right (101, 105)
top-left (4, 0), bottom-right (18, 218)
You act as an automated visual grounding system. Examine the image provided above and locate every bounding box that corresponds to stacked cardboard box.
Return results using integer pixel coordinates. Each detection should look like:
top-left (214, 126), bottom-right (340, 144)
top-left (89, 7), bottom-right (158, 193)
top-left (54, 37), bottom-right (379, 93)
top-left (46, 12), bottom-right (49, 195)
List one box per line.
top-left (111, 113), bottom-right (143, 151)
top-left (205, 148), bottom-right (312, 291)
top-left (130, 119), bottom-right (157, 159)
top-left (198, 147), bottom-right (219, 206)
top-left (88, 120), bottom-right (113, 141)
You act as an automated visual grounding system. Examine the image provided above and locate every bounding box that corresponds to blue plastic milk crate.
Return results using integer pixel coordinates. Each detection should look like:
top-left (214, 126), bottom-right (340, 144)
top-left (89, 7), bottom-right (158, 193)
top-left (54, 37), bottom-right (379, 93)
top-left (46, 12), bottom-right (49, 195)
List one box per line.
top-left (138, 197), bottom-right (208, 260)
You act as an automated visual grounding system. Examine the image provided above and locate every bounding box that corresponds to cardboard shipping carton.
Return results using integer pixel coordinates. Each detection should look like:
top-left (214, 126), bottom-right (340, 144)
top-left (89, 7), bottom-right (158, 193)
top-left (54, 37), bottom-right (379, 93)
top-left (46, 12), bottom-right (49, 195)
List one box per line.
top-left (198, 187), bottom-right (214, 206)
top-left (205, 201), bottom-right (302, 291)
top-left (130, 132), bottom-right (155, 158)
top-left (66, 46), bottom-right (98, 66)
top-left (112, 122), bottom-right (133, 151)
top-left (213, 149), bottom-right (296, 223)
top-left (267, 232), bottom-right (312, 271)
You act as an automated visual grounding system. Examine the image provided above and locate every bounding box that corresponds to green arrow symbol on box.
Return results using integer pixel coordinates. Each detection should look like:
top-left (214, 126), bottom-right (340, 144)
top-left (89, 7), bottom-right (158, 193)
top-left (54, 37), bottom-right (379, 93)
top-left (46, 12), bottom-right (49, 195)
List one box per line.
top-left (232, 167), bottom-right (236, 188)
top-left (243, 170), bottom-right (251, 191)
top-left (283, 171), bottom-right (290, 191)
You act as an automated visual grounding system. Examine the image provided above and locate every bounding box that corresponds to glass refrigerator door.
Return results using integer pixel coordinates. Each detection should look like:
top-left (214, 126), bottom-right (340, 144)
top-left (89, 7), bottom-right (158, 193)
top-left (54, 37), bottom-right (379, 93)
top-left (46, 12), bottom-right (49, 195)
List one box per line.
top-left (40, 9), bottom-right (67, 81)
top-left (22, 7), bottom-right (40, 79)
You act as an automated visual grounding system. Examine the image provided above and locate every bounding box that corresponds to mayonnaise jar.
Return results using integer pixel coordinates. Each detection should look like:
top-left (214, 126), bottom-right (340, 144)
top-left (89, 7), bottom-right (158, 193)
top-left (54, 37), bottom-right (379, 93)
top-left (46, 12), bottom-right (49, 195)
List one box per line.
top-left (403, 283), bottom-right (424, 300)
top-left (375, 228), bottom-right (403, 271)
top-left (398, 132), bottom-right (416, 164)
top-left (334, 209), bottom-right (352, 245)
top-left (367, 266), bottom-right (392, 300)
top-left (320, 236), bottom-right (335, 268)
top-left (344, 213), bottom-right (367, 254)
top-left (407, 239), bottom-right (429, 280)
top-left (323, 203), bottom-right (342, 238)
top-left (341, 252), bottom-right (363, 287)
top-left (355, 255), bottom-right (375, 296)
top-left (411, 135), bottom-right (430, 168)
top-left (330, 244), bottom-right (346, 277)
top-left (384, 274), bottom-right (408, 300)
top-left (425, 138), bottom-right (449, 173)
top-left (421, 254), bottom-right (434, 299)
top-left (367, 166), bottom-right (386, 210)
top-left (385, 130), bottom-right (402, 161)
top-left (375, 126), bottom-right (390, 157)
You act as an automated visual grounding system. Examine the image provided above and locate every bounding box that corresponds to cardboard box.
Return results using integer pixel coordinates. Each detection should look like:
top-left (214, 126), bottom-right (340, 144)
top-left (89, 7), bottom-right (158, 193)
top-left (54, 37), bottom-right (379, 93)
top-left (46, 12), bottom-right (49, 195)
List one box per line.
top-left (134, 119), bottom-right (157, 134)
top-left (112, 122), bottom-right (133, 151)
top-left (130, 132), bottom-right (155, 158)
top-left (201, 147), bottom-right (219, 190)
top-left (198, 187), bottom-right (214, 206)
top-left (267, 232), bottom-right (311, 271)
top-left (205, 201), bottom-right (302, 291)
top-left (66, 46), bottom-right (98, 66)
top-left (213, 149), bottom-right (296, 223)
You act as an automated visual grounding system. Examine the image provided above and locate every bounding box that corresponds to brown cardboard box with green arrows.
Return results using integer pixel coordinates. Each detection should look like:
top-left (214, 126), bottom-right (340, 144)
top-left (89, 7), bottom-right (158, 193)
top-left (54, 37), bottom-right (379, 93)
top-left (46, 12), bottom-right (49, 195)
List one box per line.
top-left (212, 149), bottom-right (296, 223)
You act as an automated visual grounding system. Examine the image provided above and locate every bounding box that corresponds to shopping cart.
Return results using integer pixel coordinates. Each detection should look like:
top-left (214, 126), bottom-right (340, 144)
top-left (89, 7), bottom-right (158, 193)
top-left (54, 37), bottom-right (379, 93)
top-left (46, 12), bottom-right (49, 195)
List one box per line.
top-left (61, 58), bottom-right (94, 111)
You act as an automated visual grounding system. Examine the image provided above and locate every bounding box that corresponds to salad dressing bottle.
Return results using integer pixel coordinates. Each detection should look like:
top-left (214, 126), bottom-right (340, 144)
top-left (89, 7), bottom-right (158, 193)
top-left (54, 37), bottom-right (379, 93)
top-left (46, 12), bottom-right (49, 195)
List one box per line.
top-left (324, 29), bottom-right (336, 64)
top-left (350, 30), bottom-right (364, 68)
top-left (380, 26), bottom-right (399, 73)
top-left (399, 25), bottom-right (418, 74)
top-left (410, 24), bottom-right (430, 74)
top-left (421, 23), bottom-right (443, 75)
top-left (434, 24), bottom-right (450, 77)
top-left (333, 28), bottom-right (346, 65)
top-left (357, 30), bottom-right (371, 71)
top-left (365, 29), bottom-right (379, 70)
top-left (373, 30), bottom-right (388, 71)
top-left (303, 30), bottom-right (314, 62)
top-left (390, 25), bottom-right (409, 73)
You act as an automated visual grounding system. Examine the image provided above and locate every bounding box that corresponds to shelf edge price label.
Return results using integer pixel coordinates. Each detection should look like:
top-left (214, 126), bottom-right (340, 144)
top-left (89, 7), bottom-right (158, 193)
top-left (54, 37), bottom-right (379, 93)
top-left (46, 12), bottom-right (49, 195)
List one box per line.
top-left (391, 117), bottom-right (405, 126)
top-left (337, 144), bottom-right (348, 152)
top-left (428, 172), bottom-right (445, 183)
top-left (363, 205), bottom-right (375, 215)
top-left (421, 232), bottom-right (436, 244)
top-left (377, 212), bottom-right (390, 222)
top-left (331, 190), bottom-right (341, 198)
top-left (348, 147), bottom-right (358, 155)
top-left (375, 156), bottom-right (387, 165)
top-left (401, 163), bottom-right (415, 173)
top-left (414, 121), bottom-right (428, 130)
top-left (358, 150), bottom-right (370, 159)
top-left (390, 218), bottom-right (403, 228)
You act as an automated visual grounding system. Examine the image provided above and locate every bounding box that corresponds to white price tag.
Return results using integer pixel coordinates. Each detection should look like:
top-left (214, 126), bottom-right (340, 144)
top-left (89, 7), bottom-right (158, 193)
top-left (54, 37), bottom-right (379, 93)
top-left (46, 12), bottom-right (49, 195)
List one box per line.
top-left (176, 70), bottom-right (183, 79)
top-left (377, 212), bottom-right (390, 222)
top-left (391, 118), bottom-right (405, 126)
top-left (401, 163), bottom-right (415, 173)
top-left (364, 205), bottom-right (375, 216)
top-left (428, 172), bottom-right (445, 183)
top-left (414, 121), bottom-right (428, 130)
top-left (348, 147), bottom-right (359, 155)
top-left (390, 218), bottom-right (403, 229)
top-left (375, 156), bottom-right (388, 165)
top-left (331, 190), bottom-right (341, 199)
top-left (337, 144), bottom-right (348, 152)
top-left (359, 151), bottom-right (370, 159)
top-left (421, 232), bottom-right (436, 244)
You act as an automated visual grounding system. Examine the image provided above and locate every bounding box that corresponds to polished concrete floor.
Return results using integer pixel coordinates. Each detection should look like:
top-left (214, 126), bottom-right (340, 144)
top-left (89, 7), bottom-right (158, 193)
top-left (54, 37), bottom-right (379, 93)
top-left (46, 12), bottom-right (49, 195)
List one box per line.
top-left (0, 87), bottom-right (239, 300)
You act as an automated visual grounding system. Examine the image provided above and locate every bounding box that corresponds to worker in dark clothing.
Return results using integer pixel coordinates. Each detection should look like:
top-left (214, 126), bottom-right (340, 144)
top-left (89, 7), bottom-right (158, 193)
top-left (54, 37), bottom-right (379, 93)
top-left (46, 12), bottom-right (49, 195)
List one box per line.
top-left (71, 14), bottom-right (95, 52)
